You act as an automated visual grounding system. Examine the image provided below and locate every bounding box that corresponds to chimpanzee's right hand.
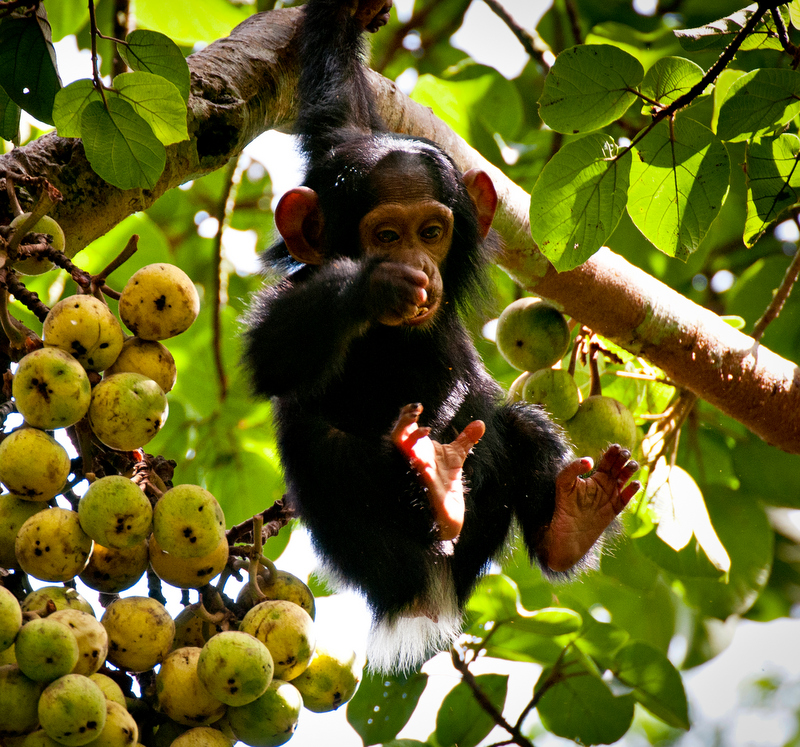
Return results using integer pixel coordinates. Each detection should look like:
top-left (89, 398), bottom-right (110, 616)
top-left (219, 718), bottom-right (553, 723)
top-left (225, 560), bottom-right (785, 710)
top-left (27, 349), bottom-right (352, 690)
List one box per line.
top-left (366, 262), bottom-right (430, 326)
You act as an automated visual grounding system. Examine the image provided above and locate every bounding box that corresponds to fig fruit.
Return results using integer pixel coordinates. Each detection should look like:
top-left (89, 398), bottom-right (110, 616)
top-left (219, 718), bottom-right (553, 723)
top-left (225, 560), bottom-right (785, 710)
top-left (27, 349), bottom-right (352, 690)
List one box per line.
top-left (48, 609), bottom-right (109, 676)
top-left (9, 213), bottom-right (66, 275)
top-left (564, 395), bottom-right (637, 465)
top-left (0, 664), bottom-right (41, 736)
top-left (0, 586), bottom-right (22, 651)
top-left (105, 337), bottom-right (177, 393)
top-left (119, 263), bottom-right (200, 341)
top-left (88, 372), bottom-right (168, 451)
top-left (152, 484), bottom-right (225, 559)
top-left (78, 475), bottom-right (152, 549)
top-left (0, 428), bottom-right (71, 501)
top-left (290, 639), bottom-right (362, 712)
top-left (14, 618), bottom-right (80, 681)
top-left (0, 495), bottom-right (46, 568)
top-left (12, 348), bottom-right (91, 429)
top-left (495, 298), bottom-right (570, 372)
top-left (15, 507), bottom-right (93, 582)
top-left (148, 534), bottom-right (229, 589)
top-left (236, 569), bottom-right (316, 620)
top-left (226, 680), bottom-right (302, 747)
top-left (170, 727), bottom-right (233, 747)
top-left (101, 596), bottom-right (174, 672)
top-left (38, 673), bottom-right (107, 746)
top-left (43, 295), bottom-right (124, 372)
top-left (197, 631), bottom-right (274, 707)
top-left (155, 647), bottom-right (226, 726)
top-left (79, 540), bottom-right (149, 594)
top-left (239, 600), bottom-right (315, 681)
top-left (522, 367), bottom-right (580, 423)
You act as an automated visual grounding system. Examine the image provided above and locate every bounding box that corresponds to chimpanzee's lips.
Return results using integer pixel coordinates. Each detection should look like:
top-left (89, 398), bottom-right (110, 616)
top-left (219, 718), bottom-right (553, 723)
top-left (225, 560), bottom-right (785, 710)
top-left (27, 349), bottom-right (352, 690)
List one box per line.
top-left (405, 298), bottom-right (439, 326)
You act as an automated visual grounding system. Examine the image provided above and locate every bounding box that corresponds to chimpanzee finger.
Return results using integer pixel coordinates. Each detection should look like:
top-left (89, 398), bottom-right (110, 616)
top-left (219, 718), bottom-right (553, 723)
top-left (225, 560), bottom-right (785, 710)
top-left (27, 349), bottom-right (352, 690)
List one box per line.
top-left (618, 480), bottom-right (642, 507)
top-left (595, 444), bottom-right (632, 479)
top-left (389, 403), bottom-right (423, 444)
top-left (450, 420), bottom-right (485, 459)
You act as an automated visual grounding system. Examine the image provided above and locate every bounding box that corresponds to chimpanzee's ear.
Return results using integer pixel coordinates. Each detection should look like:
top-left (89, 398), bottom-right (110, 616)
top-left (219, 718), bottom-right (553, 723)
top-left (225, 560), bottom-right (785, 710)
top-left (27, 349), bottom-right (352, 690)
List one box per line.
top-left (275, 187), bottom-right (325, 265)
top-left (462, 169), bottom-right (498, 240)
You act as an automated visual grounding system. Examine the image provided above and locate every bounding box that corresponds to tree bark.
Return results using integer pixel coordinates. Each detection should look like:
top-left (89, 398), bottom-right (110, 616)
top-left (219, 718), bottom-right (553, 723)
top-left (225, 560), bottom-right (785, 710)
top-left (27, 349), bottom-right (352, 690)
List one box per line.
top-left (2, 7), bottom-right (800, 453)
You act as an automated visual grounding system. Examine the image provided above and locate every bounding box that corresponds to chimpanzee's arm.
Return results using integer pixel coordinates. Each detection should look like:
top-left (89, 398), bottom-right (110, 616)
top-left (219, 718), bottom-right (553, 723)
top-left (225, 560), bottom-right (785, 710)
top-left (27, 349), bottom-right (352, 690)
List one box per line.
top-left (245, 257), bottom-right (427, 396)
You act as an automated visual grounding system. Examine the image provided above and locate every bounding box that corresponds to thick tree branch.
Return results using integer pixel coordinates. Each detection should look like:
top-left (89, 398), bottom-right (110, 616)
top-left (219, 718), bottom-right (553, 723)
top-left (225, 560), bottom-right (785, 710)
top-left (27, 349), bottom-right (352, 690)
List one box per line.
top-left (1, 8), bottom-right (800, 453)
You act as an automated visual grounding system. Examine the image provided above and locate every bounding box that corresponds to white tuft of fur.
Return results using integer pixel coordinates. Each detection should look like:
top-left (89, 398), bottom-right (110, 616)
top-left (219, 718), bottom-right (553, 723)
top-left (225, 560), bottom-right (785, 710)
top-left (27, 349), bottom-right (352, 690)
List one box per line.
top-left (311, 548), bottom-right (464, 674)
top-left (366, 561), bottom-right (462, 674)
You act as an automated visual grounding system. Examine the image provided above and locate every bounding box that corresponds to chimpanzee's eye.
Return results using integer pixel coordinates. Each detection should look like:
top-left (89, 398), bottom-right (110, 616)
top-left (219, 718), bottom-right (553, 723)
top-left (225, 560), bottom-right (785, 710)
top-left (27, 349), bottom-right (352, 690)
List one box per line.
top-left (377, 229), bottom-right (400, 243)
top-left (421, 225), bottom-right (442, 239)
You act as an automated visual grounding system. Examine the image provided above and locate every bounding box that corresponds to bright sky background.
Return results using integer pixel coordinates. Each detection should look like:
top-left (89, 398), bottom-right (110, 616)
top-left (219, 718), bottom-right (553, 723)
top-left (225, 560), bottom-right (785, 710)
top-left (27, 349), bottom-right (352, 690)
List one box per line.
top-left (16, 0), bottom-right (800, 744)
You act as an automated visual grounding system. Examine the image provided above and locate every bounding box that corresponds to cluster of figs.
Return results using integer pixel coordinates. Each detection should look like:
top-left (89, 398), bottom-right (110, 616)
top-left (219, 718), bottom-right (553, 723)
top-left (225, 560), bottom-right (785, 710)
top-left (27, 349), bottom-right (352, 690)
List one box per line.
top-left (0, 259), bottom-right (362, 747)
top-left (495, 297), bottom-right (638, 464)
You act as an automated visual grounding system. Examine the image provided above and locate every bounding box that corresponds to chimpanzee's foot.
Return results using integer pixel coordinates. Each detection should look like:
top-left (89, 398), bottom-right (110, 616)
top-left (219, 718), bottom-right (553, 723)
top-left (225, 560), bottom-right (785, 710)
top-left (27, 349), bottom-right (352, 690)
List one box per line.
top-left (544, 444), bottom-right (640, 572)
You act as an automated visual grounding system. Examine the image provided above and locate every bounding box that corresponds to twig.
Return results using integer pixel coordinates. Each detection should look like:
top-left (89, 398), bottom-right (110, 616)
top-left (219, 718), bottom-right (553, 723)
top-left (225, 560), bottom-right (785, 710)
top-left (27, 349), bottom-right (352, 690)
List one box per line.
top-left (210, 158), bottom-right (241, 401)
top-left (93, 234), bottom-right (138, 288)
top-left (226, 498), bottom-right (295, 545)
top-left (752, 235), bottom-right (800, 341)
top-left (770, 7), bottom-right (797, 55)
top-left (450, 647), bottom-right (533, 747)
top-left (563, 0), bottom-right (582, 46)
top-left (88, 0), bottom-right (108, 105)
top-left (3, 271), bottom-right (49, 322)
top-left (482, 0), bottom-right (550, 68)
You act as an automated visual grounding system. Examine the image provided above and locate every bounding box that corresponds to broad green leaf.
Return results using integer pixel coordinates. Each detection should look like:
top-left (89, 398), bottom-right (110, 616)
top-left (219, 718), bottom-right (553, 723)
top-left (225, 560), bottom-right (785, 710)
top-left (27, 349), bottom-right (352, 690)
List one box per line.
top-left (792, 0), bottom-right (800, 30)
top-left (628, 116), bottom-right (729, 260)
top-left (743, 134), bottom-right (800, 247)
top-left (536, 669), bottom-right (635, 745)
top-left (114, 72), bottom-right (189, 145)
top-left (717, 69), bottom-right (800, 143)
top-left (347, 671), bottom-right (427, 746)
top-left (119, 30), bottom-right (191, 103)
top-left (53, 79), bottom-right (102, 138)
top-left (675, 4), bottom-right (786, 52)
top-left (0, 15), bottom-right (61, 125)
top-left (465, 574), bottom-right (520, 628)
top-left (640, 57), bottom-right (705, 112)
top-left (45, 0), bottom-right (89, 41)
top-left (411, 67), bottom-right (522, 145)
top-left (435, 674), bottom-right (507, 747)
top-left (0, 85), bottom-right (20, 141)
top-left (135, 0), bottom-right (250, 45)
top-left (539, 44), bottom-right (643, 134)
top-left (680, 486), bottom-right (773, 619)
top-left (80, 98), bottom-right (166, 190)
top-left (530, 133), bottom-right (632, 271)
top-left (613, 641), bottom-right (689, 729)
top-left (647, 459), bottom-right (731, 572)
top-left (514, 607), bottom-right (583, 637)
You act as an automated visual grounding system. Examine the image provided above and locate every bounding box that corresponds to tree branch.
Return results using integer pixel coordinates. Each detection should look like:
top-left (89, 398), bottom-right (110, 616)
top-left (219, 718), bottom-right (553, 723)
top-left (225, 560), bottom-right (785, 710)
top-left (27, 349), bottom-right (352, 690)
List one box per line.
top-left (2, 7), bottom-right (800, 452)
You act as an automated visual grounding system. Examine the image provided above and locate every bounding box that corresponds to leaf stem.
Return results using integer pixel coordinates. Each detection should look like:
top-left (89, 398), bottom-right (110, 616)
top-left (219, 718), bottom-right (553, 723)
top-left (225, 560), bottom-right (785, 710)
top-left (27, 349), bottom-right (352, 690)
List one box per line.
top-left (88, 0), bottom-right (108, 106)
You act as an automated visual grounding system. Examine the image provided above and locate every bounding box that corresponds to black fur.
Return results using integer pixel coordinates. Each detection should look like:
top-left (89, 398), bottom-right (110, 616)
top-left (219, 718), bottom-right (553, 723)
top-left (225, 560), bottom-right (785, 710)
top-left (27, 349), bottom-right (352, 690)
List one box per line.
top-left (244, 0), bottom-right (573, 665)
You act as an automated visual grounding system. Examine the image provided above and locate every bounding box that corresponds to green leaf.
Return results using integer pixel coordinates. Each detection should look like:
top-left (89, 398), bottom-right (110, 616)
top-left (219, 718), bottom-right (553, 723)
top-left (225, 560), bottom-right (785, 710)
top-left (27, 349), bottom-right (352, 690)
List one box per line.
top-left (80, 98), bottom-right (166, 190)
top-left (791, 0), bottom-right (800, 30)
top-left (134, 0), bottom-right (250, 45)
top-left (347, 671), bottom-right (428, 746)
top-left (539, 44), bottom-right (643, 134)
top-left (45, 0), bottom-right (89, 41)
top-left (435, 674), bottom-right (507, 747)
top-left (536, 668), bottom-right (635, 745)
top-left (53, 79), bottom-right (102, 138)
top-left (612, 641), bottom-right (689, 730)
top-left (465, 574), bottom-right (520, 628)
top-left (675, 5), bottom-right (786, 52)
top-left (530, 133), bottom-right (632, 271)
top-left (680, 486), bottom-right (774, 619)
top-left (647, 459), bottom-right (731, 573)
top-left (0, 85), bottom-right (21, 141)
top-left (411, 66), bottom-right (523, 146)
top-left (515, 607), bottom-right (583, 636)
top-left (743, 134), bottom-right (800, 247)
top-left (628, 116), bottom-right (730, 260)
top-left (119, 30), bottom-right (191, 103)
top-left (640, 57), bottom-right (705, 111)
top-left (717, 69), bottom-right (800, 143)
top-left (114, 71), bottom-right (188, 145)
top-left (0, 15), bottom-right (62, 125)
